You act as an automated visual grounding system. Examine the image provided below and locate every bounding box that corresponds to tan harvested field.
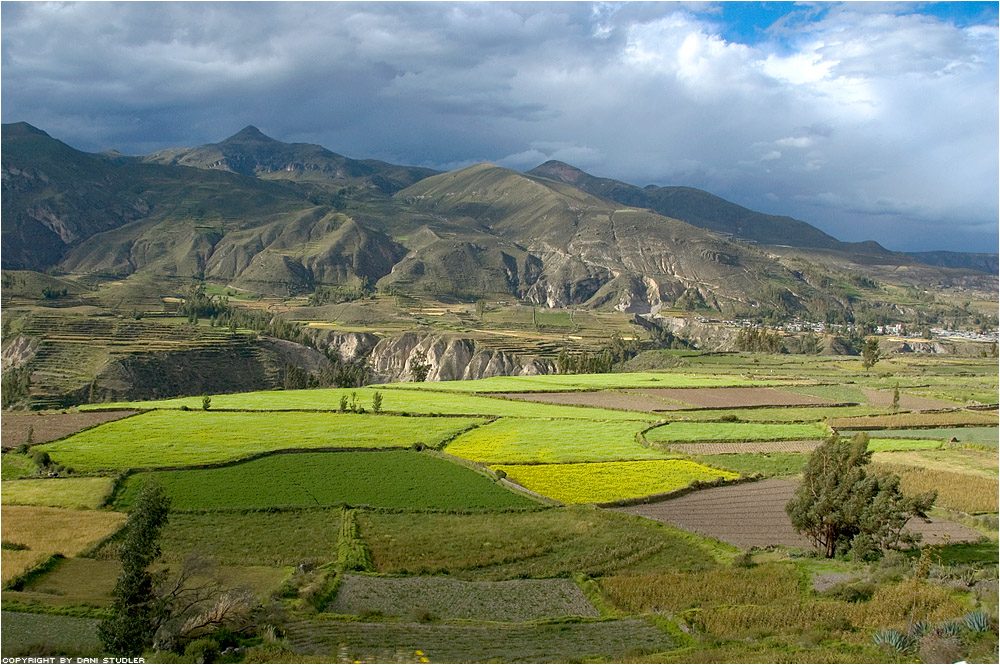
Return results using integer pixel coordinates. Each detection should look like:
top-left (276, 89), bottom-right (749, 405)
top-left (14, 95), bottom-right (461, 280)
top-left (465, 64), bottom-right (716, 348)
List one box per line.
top-left (861, 389), bottom-right (961, 411)
top-left (625, 387), bottom-right (835, 409)
top-left (1, 505), bottom-right (126, 556)
top-left (1, 411), bottom-right (137, 448)
top-left (498, 391), bottom-right (686, 412)
top-left (1, 550), bottom-right (50, 585)
top-left (829, 410), bottom-right (999, 430)
top-left (614, 478), bottom-right (981, 549)
top-left (667, 440), bottom-right (822, 455)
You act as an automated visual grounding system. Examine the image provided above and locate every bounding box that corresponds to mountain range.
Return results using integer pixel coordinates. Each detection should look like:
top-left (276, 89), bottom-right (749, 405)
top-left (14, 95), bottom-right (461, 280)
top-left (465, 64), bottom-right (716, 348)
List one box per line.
top-left (2, 122), bottom-right (995, 319)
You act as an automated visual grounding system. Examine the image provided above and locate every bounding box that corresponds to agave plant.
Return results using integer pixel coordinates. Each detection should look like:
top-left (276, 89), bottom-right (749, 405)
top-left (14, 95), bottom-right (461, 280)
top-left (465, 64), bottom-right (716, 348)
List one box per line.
top-left (937, 620), bottom-right (963, 638)
top-left (873, 629), bottom-right (915, 654)
top-left (909, 620), bottom-right (932, 638)
top-left (964, 610), bottom-right (992, 633)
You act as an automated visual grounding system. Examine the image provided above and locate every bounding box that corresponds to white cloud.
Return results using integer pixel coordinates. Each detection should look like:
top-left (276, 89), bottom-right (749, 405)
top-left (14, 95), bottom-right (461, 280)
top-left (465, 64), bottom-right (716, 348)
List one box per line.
top-left (1, 2), bottom-right (996, 252)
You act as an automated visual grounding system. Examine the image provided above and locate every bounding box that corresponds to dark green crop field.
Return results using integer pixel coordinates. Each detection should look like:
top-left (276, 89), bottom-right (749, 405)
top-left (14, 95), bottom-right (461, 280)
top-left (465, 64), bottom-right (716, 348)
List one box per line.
top-left (114, 450), bottom-right (539, 511)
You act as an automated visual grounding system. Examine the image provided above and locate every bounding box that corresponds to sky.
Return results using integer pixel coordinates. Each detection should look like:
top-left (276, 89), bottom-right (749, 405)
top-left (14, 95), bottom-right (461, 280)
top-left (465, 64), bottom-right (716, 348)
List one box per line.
top-left (2, 1), bottom-right (997, 254)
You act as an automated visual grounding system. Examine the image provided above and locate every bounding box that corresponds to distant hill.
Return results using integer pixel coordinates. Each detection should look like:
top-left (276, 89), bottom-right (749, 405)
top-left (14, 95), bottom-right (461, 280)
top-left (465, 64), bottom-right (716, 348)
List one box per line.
top-left (2, 123), bottom-right (994, 314)
top-left (905, 251), bottom-right (998, 275)
top-left (528, 160), bottom-right (876, 252)
top-left (143, 126), bottom-right (438, 194)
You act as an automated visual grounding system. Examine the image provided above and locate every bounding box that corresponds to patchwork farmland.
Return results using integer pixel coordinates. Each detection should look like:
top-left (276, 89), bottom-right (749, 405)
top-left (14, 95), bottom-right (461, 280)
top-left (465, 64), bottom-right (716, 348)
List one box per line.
top-left (2, 355), bottom-right (997, 662)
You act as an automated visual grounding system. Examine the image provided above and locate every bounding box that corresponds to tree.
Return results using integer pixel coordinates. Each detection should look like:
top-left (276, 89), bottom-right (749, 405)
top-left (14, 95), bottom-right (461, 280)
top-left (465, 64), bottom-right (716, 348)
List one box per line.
top-left (409, 350), bottom-right (431, 383)
top-left (99, 481), bottom-right (172, 656)
top-left (861, 337), bottom-right (881, 370)
top-left (371, 391), bottom-right (383, 413)
top-left (786, 434), bottom-right (935, 559)
top-left (202, 395), bottom-right (211, 411)
top-left (891, 383), bottom-right (900, 413)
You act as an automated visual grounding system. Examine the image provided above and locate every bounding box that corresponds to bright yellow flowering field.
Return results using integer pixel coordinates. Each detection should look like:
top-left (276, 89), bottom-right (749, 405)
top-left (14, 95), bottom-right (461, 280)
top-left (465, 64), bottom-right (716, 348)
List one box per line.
top-left (493, 460), bottom-right (737, 504)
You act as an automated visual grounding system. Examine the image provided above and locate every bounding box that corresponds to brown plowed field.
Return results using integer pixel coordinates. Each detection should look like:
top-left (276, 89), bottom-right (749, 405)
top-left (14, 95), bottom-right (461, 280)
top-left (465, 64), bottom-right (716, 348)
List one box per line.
top-left (625, 387), bottom-right (835, 409)
top-left (498, 391), bottom-right (683, 412)
top-left (862, 389), bottom-right (958, 411)
top-left (1, 411), bottom-right (138, 448)
top-left (667, 440), bottom-right (822, 455)
top-left (614, 478), bottom-right (980, 549)
top-left (499, 387), bottom-right (835, 412)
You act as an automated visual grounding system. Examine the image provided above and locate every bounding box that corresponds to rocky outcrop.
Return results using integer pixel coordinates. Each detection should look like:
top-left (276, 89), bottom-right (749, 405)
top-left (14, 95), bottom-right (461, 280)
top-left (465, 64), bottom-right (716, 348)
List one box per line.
top-left (367, 332), bottom-right (551, 383)
top-left (305, 330), bottom-right (380, 363)
top-left (1, 336), bottom-right (38, 372)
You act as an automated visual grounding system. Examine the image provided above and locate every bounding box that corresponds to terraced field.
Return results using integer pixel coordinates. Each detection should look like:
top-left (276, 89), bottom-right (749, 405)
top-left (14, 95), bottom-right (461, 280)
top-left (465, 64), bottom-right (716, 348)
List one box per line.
top-left (3, 361), bottom-right (996, 663)
top-left (37, 411), bottom-right (485, 470)
top-left (115, 451), bottom-right (539, 510)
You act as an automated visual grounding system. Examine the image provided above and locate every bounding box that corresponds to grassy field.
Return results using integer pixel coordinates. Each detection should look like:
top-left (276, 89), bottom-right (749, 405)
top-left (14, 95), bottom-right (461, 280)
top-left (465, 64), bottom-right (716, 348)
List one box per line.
top-left (495, 460), bottom-right (737, 504)
top-left (1, 506), bottom-right (126, 556)
top-left (444, 417), bottom-right (667, 464)
top-left (284, 616), bottom-right (676, 663)
top-left (866, 438), bottom-right (943, 451)
top-left (327, 574), bottom-right (600, 621)
top-left (115, 451), bottom-right (539, 510)
top-left (148, 509), bottom-right (344, 567)
top-left (845, 426), bottom-right (998, 446)
top-left (692, 453), bottom-right (809, 478)
top-left (645, 421), bottom-right (829, 443)
top-left (357, 507), bottom-right (721, 580)
top-left (1, 453), bottom-right (37, 480)
top-left (873, 462), bottom-right (999, 514)
top-left (0, 611), bottom-right (102, 657)
top-left (83, 387), bottom-right (651, 421)
top-left (673, 405), bottom-right (889, 423)
top-left (1, 477), bottom-right (115, 509)
top-left (37, 411), bottom-right (485, 470)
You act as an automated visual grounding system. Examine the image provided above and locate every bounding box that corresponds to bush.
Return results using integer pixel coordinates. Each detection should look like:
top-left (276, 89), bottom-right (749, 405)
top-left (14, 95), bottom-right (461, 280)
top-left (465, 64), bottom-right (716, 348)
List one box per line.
top-left (183, 637), bottom-right (219, 664)
top-left (732, 551), bottom-right (754, 568)
top-left (201, 396), bottom-right (211, 411)
top-left (822, 580), bottom-right (875, 603)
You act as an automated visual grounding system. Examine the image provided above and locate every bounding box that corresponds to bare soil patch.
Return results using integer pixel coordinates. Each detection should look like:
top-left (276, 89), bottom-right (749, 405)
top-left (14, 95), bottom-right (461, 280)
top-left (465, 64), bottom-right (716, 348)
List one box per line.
top-left (1, 411), bottom-right (137, 448)
top-left (498, 391), bottom-right (683, 412)
top-left (861, 389), bottom-right (958, 412)
top-left (667, 440), bottom-right (823, 455)
top-left (625, 387), bottom-right (835, 409)
top-left (614, 478), bottom-right (980, 549)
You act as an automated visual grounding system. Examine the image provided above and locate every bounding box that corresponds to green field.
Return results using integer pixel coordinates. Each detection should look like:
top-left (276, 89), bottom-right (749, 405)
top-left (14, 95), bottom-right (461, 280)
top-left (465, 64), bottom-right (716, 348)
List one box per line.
top-left (846, 427), bottom-right (998, 447)
top-left (84, 386), bottom-right (650, 421)
top-left (867, 438), bottom-right (943, 451)
top-left (283, 616), bottom-right (676, 664)
top-left (115, 451), bottom-right (538, 510)
top-left (1, 477), bottom-right (114, 509)
top-left (674, 405), bottom-right (889, 423)
top-left (443, 417), bottom-right (668, 463)
top-left (0, 611), bottom-right (101, 658)
top-left (645, 421), bottom-right (830, 443)
top-left (327, 574), bottom-right (600, 621)
top-left (693, 453), bottom-right (810, 478)
top-left (148, 509), bottom-right (343, 567)
top-left (1, 454), bottom-right (37, 481)
top-left (36, 411), bottom-right (484, 470)
top-left (358, 507), bottom-right (721, 580)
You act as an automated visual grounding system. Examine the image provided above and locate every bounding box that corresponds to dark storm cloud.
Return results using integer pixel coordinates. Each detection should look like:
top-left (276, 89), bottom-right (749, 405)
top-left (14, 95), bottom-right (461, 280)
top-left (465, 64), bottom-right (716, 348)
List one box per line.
top-left (1, 1), bottom-right (996, 252)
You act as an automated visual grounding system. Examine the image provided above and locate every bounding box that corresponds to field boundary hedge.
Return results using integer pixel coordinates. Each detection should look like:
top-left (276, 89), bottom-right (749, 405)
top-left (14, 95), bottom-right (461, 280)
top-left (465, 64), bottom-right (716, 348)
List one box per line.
top-left (594, 474), bottom-right (763, 509)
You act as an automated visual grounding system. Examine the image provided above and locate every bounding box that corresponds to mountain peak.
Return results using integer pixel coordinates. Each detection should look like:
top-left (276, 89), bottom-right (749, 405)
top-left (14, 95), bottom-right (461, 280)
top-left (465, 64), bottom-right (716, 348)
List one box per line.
top-left (527, 160), bottom-right (588, 185)
top-left (2, 122), bottom-right (52, 139)
top-left (224, 125), bottom-right (275, 143)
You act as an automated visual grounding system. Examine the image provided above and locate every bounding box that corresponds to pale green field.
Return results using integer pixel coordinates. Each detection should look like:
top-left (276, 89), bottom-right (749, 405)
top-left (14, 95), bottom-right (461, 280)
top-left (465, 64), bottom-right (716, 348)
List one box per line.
top-left (81, 387), bottom-right (649, 421)
top-left (444, 417), bottom-right (669, 464)
top-left (1, 477), bottom-right (114, 509)
top-left (645, 421), bottom-right (830, 443)
top-left (494, 460), bottom-right (737, 504)
top-left (36, 411), bottom-right (484, 471)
